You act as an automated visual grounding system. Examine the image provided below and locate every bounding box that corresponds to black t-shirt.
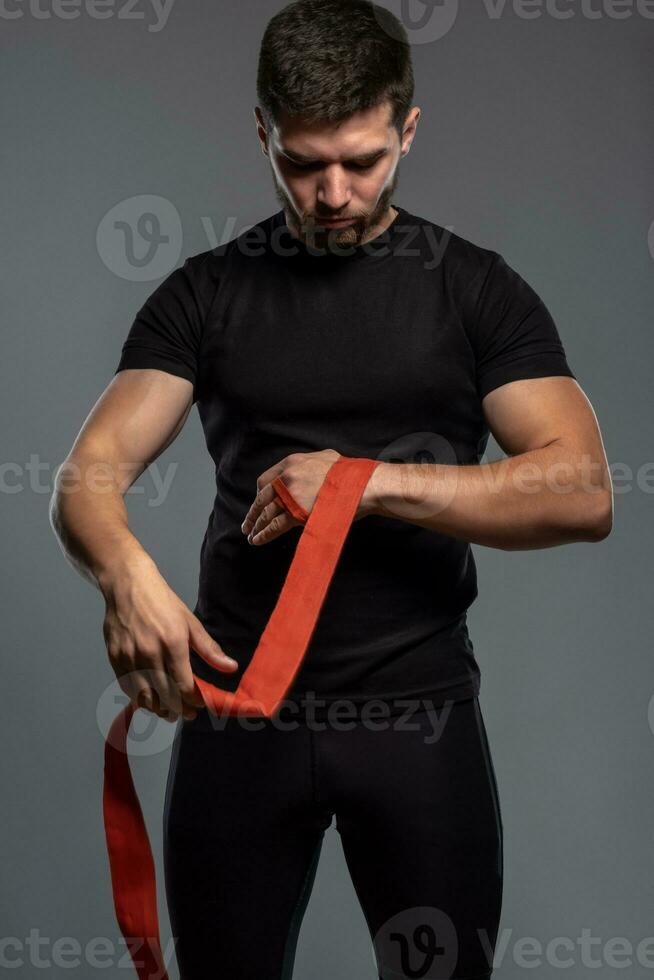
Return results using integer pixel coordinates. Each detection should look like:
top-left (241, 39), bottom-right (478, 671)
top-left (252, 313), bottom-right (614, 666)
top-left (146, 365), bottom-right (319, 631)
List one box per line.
top-left (114, 203), bottom-right (576, 717)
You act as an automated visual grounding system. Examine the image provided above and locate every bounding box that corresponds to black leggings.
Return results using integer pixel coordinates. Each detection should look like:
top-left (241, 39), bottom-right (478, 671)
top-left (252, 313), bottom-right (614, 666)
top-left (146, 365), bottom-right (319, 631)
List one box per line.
top-left (163, 695), bottom-right (503, 980)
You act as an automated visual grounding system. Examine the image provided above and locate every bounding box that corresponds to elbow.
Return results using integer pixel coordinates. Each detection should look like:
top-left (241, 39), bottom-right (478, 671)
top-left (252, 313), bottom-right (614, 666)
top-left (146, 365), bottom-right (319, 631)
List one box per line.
top-left (49, 459), bottom-right (77, 540)
top-left (49, 491), bottom-right (62, 536)
top-left (49, 488), bottom-right (67, 547)
top-left (577, 490), bottom-right (613, 542)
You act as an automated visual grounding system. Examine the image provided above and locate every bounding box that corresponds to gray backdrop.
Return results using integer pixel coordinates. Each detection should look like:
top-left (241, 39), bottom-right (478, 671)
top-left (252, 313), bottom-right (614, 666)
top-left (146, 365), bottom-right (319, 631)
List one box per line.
top-left (2, 1), bottom-right (653, 978)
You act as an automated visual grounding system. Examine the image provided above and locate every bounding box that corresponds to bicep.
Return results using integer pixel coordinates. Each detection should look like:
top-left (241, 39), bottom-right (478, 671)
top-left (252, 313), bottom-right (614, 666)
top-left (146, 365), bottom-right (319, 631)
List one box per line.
top-left (481, 375), bottom-right (606, 460)
top-left (67, 368), bottom-right (195, 492)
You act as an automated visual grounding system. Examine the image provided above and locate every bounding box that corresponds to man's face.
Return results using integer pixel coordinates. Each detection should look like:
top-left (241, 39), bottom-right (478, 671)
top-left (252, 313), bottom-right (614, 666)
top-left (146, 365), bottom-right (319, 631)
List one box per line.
top-left (255, 101), bottom-right (419, 252)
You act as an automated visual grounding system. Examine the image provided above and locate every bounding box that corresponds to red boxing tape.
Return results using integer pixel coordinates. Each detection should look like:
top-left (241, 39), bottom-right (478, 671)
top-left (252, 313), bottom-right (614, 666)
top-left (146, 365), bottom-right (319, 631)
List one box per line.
top-left (102, 454), bottom-right (381, 980)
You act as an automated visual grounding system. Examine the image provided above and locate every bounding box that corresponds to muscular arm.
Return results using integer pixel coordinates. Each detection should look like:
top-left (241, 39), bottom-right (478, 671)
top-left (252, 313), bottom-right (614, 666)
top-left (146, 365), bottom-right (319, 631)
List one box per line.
top-left (49, 367), bottom-right (238, 721)
top-left (368, 376), bottom-right (613, 550)
top-left (49, 368), bottom-right (194, 591)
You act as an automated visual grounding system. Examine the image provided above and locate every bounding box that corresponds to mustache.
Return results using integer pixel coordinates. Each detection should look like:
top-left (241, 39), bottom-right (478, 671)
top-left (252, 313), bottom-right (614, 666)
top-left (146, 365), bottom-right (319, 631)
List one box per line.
top-left (307, 213), bottom-right (365, 224)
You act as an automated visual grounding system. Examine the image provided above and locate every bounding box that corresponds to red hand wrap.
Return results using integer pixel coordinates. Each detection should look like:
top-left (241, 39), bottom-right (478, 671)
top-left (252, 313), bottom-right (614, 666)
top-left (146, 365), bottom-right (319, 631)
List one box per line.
top-left (102, 454), bottom-right (381, 979)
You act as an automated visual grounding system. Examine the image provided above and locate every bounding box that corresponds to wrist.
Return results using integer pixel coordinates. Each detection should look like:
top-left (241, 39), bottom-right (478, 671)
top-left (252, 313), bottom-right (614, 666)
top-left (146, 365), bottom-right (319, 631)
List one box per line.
top-left (367, 462), bottom-right (440, 522)
top-left (96, 549), bottom-right (159, 601)
top-left (365, 462), bottom-right (396, 517)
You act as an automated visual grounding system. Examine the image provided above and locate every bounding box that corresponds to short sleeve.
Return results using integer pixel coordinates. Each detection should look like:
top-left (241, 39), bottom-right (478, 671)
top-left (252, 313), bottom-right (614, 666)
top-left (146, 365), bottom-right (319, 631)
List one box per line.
top-left (114, 256), bottom-right (207, 402)
top-left (467, 251), bottom-right (576, 400)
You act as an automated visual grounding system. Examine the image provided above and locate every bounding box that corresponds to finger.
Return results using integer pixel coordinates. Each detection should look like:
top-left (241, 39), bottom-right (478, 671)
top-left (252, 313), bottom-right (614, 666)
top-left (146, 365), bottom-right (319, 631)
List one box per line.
top-left (247, 496), bottom-right (285, 541)
top-left (241, 481), bottom-right (280, 535)
top-left (147, 688), bottom-right (177, 722)
top-left (187, 617), bottom-right (240, 680)
top-left (254, 458), bottom-right (289, 492)
top-left (132, 682), bottom-right (171, 721)
top-left (165, 641), bottom-right (207, 718)
top-left (118, 669), bottom-right (151, 708)
top-left (134, 685), bottom-right (154, 712)
top-left (149, 666), bottom-right (182, 720)
top-left (120, 670), bottom-right (179, 722)
top-left (250, 509), bottom-right (297, 546)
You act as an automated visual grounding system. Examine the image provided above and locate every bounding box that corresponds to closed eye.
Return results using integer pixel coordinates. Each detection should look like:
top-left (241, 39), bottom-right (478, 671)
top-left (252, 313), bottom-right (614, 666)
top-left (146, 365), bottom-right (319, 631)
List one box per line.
top-left (288, 161), bottom-right (320, 171)
top-left (287, 159), bottom-right (379, 172)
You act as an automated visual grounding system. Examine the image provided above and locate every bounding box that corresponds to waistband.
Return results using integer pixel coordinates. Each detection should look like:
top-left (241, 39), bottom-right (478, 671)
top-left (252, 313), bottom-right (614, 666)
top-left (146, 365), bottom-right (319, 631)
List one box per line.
top-left (183, 677), bottom-right (480, 732)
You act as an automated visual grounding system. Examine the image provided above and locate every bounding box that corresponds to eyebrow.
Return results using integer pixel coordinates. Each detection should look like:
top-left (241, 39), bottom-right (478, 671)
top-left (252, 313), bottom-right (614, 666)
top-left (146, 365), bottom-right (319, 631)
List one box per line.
top-left (280, 146), bottom-right (389, 165)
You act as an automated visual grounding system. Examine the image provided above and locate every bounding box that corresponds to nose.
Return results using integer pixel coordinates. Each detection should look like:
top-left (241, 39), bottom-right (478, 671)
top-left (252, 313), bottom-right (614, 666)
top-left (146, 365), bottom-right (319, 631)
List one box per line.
top-left (316, 165), bottom-right (351, 213)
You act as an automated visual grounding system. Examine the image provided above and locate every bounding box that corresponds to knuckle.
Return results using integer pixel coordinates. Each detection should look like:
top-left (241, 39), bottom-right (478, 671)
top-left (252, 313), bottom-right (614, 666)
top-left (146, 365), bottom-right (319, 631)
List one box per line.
top-left (114, 649), bottom-right (136, 674)
top-left (117, 677), bottom-right (136, 701)
top-left (137, 639), bottom-right (164, 662)
top-left (165, 630), bottom-right (189, 652)
top-left (178, 691), bottom-right (197, 710)
top-left (168, 687), bottom-right (184, 709)
top-left (107, 642), bottom-right (127, 665)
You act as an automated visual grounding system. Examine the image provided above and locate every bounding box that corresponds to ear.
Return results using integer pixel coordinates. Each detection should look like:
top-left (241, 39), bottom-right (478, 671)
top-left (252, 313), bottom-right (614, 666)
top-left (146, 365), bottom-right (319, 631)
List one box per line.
top-left (400, 106), bottom-right (421, 156)
top-left (253, 107), bottom-right (269, 156)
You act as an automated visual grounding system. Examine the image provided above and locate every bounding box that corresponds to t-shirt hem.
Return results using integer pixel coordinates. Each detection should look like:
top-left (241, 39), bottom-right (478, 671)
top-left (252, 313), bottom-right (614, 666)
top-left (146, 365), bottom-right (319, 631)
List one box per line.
top-left (477, 360), bottom-right (576, 400)
top-left (277, 674), bottom-right (481, 720)
top-left (114, 346), bottom-right (197, 388)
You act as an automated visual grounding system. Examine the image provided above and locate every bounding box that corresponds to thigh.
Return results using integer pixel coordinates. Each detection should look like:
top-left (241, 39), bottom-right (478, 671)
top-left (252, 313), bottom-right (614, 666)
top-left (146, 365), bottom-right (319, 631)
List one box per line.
top-left (163, 716), bottom-right (328, 980)
top-left (333, 697), bottom-right (503, 980)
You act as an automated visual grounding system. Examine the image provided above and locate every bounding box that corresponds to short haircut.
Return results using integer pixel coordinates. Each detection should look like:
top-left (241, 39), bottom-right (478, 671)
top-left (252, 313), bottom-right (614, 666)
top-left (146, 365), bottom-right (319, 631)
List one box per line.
top-left (256, 0), bottom-right (415, 138)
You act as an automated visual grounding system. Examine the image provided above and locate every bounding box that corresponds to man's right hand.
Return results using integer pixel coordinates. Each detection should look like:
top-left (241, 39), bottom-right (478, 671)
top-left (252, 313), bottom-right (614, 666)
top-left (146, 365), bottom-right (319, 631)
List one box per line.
top-left (101, 555), bottom-right (239, 723)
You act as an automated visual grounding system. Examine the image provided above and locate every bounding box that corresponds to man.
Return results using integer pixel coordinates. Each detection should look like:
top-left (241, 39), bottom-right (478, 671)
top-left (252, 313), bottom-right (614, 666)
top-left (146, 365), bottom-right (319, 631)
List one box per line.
top-left (50, 1), bottom-right (612, 978)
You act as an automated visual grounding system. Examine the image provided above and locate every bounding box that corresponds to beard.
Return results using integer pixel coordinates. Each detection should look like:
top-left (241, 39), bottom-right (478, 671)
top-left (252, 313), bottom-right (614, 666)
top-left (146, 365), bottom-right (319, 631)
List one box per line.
top-left (271, 161), bottom-right (401, 255)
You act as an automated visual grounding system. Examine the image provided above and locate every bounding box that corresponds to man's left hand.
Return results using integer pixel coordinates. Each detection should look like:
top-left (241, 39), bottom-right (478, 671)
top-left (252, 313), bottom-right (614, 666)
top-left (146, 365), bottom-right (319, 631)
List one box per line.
top-left (241, 449), bottom-right (378, 546)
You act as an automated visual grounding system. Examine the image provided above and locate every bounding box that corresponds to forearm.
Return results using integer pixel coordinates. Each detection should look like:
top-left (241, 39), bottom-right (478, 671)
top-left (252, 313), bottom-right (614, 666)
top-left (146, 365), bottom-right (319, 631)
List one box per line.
top-left (368, 442), bottom-right (612, 550)
top-left (49, 455), bottom-right (157, 595)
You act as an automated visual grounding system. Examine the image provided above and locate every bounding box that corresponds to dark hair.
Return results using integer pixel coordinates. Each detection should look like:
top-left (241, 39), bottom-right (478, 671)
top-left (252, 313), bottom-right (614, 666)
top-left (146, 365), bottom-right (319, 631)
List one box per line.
top-left (256, 0), bottom-right (414, 138)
